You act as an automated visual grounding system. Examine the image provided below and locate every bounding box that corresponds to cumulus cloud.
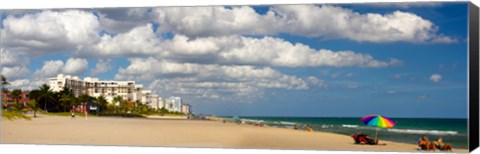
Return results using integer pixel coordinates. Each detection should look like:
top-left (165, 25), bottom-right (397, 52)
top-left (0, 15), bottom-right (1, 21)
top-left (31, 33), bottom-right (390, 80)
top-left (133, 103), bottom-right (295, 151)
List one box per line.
top-left (93, 24), bottom-right (161, 56)
top-left (33, 60), bottom-right (65, 78)
top-left (91, 59), bottom-right (113, 75)
top-left (62, 58), bottom-right (88, 74)
top-left (2, 10), bottom-right (100, 54)
top-left (33, 58), bottom-right (87, 78)
top-left (153, 5), bottom-right (455, 43)
top-left (115, 57), bottom-right (326, 101)
top-left (368, 2), bottom-right (442, 9)
top-left (97, 8), bottom-right (153, 33)
top-left (1, 66), bottom-right (30, 80)
top-left (6, 79), bottom-right (33, 90)
top-left (0, 49), bottom-right (30, 80)
top-left (94, 28), bottom-right (401, 68)
top-left (430, 74), bottom-right (442, 83)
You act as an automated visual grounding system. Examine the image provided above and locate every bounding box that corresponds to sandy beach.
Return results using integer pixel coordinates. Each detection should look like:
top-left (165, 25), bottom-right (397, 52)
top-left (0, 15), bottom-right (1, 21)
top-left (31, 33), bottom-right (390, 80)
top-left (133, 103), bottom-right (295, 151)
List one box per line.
top-left (1, 114), bottom-right (468, 153)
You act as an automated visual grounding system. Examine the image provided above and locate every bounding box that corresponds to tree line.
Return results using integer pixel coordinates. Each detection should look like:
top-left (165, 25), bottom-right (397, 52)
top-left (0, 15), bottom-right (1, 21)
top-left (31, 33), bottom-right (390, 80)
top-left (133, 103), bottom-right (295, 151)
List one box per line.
top-left (2, 75), bottom-right (186, 118)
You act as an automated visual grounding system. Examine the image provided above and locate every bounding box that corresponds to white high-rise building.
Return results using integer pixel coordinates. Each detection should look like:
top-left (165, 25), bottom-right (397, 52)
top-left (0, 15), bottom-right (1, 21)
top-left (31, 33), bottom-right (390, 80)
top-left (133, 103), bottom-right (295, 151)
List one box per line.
top-left (49, 74), bottom-right (152, 105)
top-left (166, 96), bottom-right (182, 112)
top-left (149, 94), bottom-right (159, 109)
top-left (158, 97), bottom-right (165, 109)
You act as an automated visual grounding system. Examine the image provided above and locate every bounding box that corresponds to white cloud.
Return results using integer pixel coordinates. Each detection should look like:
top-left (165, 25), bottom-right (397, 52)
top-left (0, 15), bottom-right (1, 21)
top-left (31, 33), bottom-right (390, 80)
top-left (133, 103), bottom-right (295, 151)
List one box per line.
top-left (2, 10), bottom-right (100, 54)
top-left (33, 60), bottom-right (64, 78)
top-left (6, 79), bottom-right (33, 90)
top-left (1, 66), bottom-right (30, 80)
top-left (91, 59), bottom-right (113, 75)
top-left (115, 57), bottom-right (325, 102)
top-left (0, 49), bottom-right (29, 67)
top-left (169, 35), bottom-right (402, 67)
top-left (368, 2), bottom-right (442, 9)
top-left (0, 49), bottom-right (30, 80)
top-left (153, 5), bottom-right (455, 43)
top-left (154, 6), bottom-right (280, 38)
top-left (94, 24), bottom-right (161, 56)
top-left (430, 74), bottom-right (442, 82)
top-left (97, 8), bottom-right (152, 33)
top-left (93, 25), bottom-right (400, 68)
top-left (62, 58), bottom-right (88, 75)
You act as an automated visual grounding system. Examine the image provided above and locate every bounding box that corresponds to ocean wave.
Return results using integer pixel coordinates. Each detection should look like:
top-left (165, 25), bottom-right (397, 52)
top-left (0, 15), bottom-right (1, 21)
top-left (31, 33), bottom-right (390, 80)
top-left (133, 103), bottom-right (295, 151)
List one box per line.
top-left (280, 121), bottom-right (297, 125)
top-left (387, 129), bottom-right (458, 135)
top-left (341, 124), bottom-right (359, 128)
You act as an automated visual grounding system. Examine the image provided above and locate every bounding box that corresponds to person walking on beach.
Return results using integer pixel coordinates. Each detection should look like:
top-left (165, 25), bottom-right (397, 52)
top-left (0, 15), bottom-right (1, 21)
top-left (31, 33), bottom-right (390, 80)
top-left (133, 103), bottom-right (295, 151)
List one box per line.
top-left (71, 108), bottom-right (75, 119)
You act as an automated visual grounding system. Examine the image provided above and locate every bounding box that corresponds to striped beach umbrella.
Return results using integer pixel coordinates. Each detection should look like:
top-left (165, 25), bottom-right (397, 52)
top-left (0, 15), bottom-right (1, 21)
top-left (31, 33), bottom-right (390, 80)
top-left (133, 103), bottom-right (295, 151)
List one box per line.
top-left (361, 114), bottom-right (396, 143)
top-left (361, 114), bottom-right (396, 128)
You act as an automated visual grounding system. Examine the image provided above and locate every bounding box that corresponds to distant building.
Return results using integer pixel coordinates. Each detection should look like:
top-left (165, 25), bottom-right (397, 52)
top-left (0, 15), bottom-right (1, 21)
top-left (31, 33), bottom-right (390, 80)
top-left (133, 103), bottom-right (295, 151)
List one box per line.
top-left (2, 91), bottom-right (31, 106)
top-left (48, 74), bottom-right (191, 111)
top-left (181, 103), bottom-right (191, 114)
top-left (50, 74), bottom-right (146, 105)
top-left (166, 96), bottom-right (182, 112)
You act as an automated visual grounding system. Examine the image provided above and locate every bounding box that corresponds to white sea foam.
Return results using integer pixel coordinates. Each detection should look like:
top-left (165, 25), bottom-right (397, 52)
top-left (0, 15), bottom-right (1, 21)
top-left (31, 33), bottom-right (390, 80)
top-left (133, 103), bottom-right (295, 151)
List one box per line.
top-left (280, 121), bottom-right (297, 125)
top-left (341, 124), bottom-right (359, 128)
top-left (387, 129), bottom-right (458, 135)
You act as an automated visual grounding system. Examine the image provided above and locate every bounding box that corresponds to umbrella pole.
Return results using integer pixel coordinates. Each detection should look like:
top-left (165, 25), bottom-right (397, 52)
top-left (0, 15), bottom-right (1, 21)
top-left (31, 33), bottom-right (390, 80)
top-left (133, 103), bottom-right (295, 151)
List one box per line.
top-left (375, 128), bottom-right (378, 144)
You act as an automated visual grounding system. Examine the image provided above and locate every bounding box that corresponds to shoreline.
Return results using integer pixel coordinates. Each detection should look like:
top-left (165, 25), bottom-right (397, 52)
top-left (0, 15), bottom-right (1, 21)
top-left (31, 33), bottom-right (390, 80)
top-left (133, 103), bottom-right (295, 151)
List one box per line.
top-left (1, 114), bottom-right (468, 153)
top-left (206, 116), bottom-right (469, 151)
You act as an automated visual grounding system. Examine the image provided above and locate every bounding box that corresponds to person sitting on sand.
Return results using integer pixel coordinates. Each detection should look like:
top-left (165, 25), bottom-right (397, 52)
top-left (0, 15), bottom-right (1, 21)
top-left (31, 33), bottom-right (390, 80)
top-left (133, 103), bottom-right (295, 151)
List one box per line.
top-left (306, 124), bottom-right (313, 132)
top-left (418, 135), bottom-right (435, 150)
top-left (433, 136), bottom-right (452, 151)
top-left (351, 131), bottom-right (378, 145)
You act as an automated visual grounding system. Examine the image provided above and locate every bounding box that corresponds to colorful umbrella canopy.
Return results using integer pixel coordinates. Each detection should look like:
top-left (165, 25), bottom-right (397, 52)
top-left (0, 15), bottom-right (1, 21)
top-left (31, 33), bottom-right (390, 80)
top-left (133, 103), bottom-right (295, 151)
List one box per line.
top-left (361, 114), bottom-right (396, 128)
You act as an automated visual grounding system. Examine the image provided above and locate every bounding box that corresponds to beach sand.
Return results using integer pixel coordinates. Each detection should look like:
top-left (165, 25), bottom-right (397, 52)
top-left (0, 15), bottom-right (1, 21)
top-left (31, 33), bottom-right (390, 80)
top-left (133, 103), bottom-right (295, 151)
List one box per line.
top-left (0, 114), bottom-right (468, 153)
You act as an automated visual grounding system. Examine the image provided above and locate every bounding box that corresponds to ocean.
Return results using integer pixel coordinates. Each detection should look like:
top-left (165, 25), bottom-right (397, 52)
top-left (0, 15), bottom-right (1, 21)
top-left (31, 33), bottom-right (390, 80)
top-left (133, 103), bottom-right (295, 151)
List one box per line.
top-left (219, 116), bottom-right (468, 149)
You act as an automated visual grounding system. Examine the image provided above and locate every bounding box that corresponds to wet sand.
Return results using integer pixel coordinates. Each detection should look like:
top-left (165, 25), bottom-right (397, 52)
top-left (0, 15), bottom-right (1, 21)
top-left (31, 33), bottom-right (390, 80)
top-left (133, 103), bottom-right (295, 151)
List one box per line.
top-left (0, 114), bottom-right (468, 153)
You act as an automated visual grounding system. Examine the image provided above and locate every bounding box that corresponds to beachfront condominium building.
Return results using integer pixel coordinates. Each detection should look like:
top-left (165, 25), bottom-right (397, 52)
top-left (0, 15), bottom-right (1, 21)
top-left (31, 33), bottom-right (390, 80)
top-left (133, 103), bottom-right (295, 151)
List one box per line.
top-left (49, 74), bottom-right (190, 111)
top-left (181, 104), bottom-right (191, 114)
top-left (49, 74), bottom-right (152, 105)
top-left (168, 96), bottom-right (182, 112)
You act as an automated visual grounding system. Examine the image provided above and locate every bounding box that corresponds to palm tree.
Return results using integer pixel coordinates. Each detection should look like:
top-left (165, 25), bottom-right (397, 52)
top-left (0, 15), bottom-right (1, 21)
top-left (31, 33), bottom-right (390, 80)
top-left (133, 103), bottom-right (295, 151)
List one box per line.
top-left (29, 90), bottom-right (41, 118)
top-left (27, 100), bottom-right (39, 118)
top-left (113, 96), bottom-right (123, 114)
top-left (0, 75), bottom-right (10, 92)
top-left (96, 95), bottom-right (108, 113)
top-left (1, 74), bottom-right (9, 85)
top-left (38, 84), bottom-right (54, 112)
top-left (1, 75), bottom-right (9, 110)
top-left (60, 93), bottom-right (72, 112)
top-left (10, 89), bottom-right (23, 111)
top-left (79, 94), bottom-right (94, 114)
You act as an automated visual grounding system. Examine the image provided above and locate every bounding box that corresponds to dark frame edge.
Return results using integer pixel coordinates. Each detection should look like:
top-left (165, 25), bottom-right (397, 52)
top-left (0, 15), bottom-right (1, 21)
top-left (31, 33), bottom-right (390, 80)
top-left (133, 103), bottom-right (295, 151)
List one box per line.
top-left (469, 1), bottom-right (480, 152)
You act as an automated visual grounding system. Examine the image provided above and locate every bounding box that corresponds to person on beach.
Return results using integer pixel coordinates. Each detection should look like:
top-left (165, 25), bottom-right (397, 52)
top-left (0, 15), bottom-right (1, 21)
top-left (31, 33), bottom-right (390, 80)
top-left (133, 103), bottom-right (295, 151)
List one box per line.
top-left (351, 131), bottom-right (378, 145)
top-left (433, 136), bottom-right (452, 151)
top-left (418, 135), bottom-right (435, 150)
top-left (71, 108), bottom-right (75, 119)
top-left (306, 124), bottom-right (313, 132)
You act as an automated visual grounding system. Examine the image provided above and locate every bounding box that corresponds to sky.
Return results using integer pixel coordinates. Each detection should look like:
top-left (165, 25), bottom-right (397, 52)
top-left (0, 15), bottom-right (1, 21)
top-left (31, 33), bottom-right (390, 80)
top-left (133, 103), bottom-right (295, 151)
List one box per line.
top-left (0, 2), bottom-right (469, 118)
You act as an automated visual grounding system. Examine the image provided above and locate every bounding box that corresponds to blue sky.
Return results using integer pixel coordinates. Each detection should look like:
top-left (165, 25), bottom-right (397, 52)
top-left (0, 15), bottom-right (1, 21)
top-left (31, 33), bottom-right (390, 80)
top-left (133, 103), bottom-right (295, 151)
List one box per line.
top-left (0, 2), bottom-right (469, 118)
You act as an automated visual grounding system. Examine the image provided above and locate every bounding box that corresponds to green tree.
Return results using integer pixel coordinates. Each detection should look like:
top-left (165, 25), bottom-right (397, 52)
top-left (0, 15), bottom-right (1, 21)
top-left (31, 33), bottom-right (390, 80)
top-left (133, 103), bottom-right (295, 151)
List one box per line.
top-left (29, 90), bottom-right (41, 118)
top-left (95, 95), bottom-right (108, 113)
top-left (10, 89), bottom-right (23, 111)
top-left (27, 100), bottom-right (39, 118)
top-left (38, 84), bottom-right (54, 112)
top-left (113, 96), bottom-right (123, 114)
top-left (60, 93), bottom-right (72, 112)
